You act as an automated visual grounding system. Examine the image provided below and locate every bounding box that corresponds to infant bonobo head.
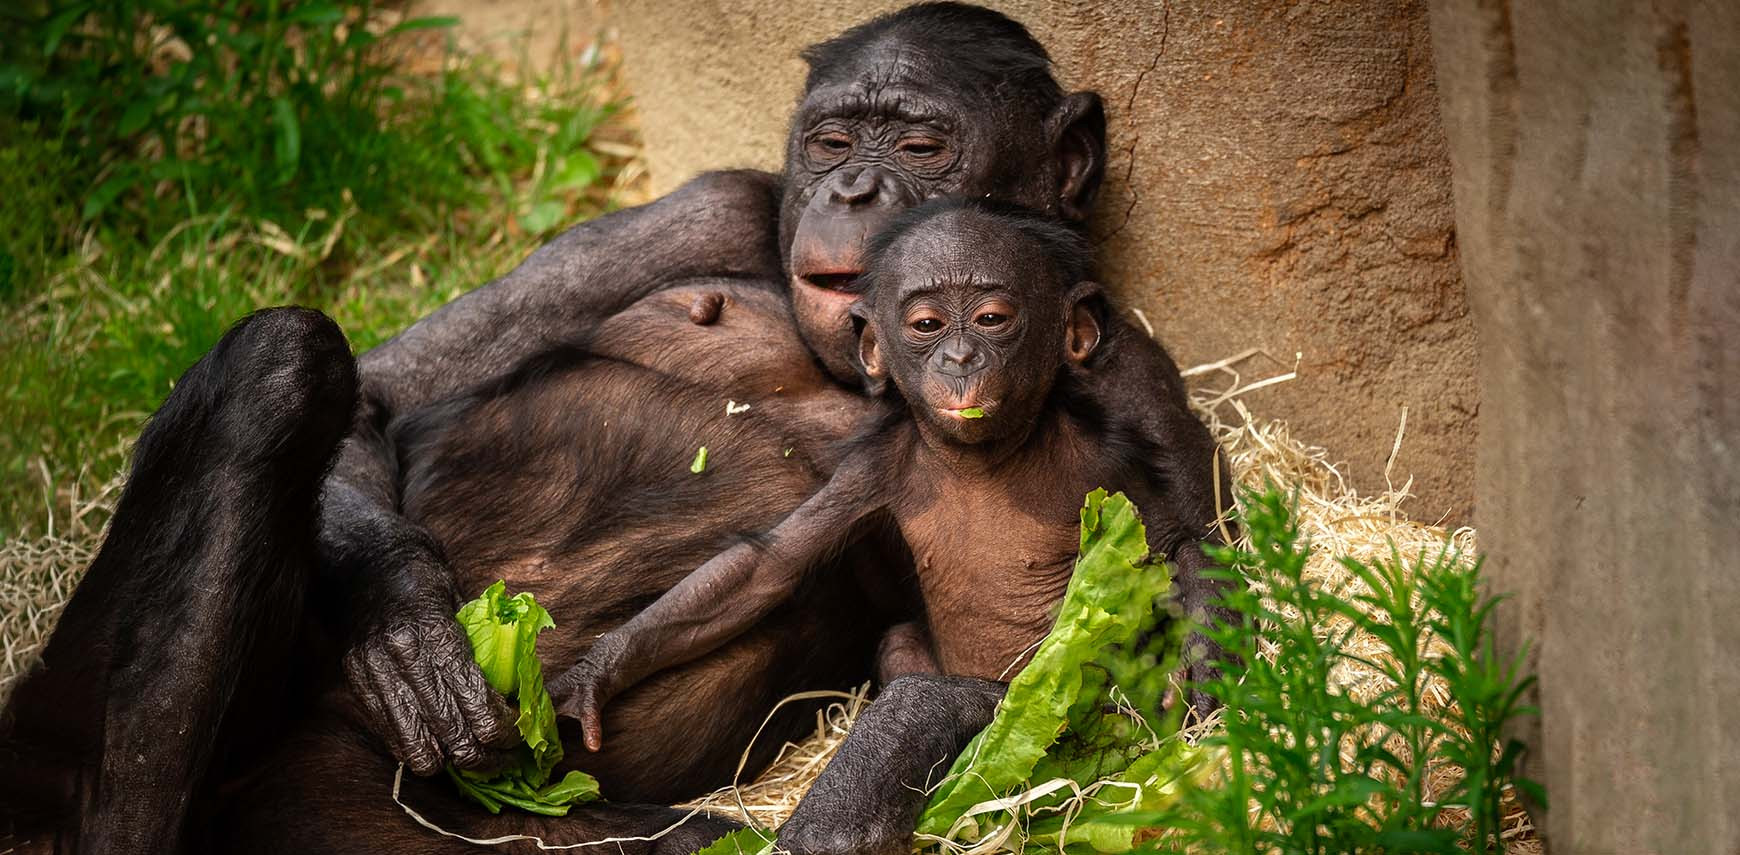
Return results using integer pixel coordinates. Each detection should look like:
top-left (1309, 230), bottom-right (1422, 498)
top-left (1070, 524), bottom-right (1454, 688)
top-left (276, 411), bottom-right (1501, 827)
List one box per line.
top-left (853, 198), bottom-right (1103, 445)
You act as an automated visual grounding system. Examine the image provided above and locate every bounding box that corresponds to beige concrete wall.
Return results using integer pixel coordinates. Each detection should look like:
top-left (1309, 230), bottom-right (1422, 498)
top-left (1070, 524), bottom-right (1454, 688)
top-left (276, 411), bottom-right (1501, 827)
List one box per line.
top-left (1430, 1), bottom-right (1740, 850)
top-left (612, 0), bottom-right (1477, 521)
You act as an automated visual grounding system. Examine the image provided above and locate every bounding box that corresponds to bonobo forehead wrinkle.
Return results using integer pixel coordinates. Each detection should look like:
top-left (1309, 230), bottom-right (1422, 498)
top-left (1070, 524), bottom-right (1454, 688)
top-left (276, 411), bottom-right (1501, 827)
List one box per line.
top-left (882, 213), bottom-right (1056, 300)
top-left (799, 42), bottom-right (988, 124)
top-left (797, 83), bottom-right (956, 128)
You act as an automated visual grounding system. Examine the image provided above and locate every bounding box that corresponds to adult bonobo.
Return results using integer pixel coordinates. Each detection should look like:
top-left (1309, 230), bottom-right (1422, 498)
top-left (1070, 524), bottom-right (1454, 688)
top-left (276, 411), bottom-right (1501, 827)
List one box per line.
top-left (0, 4), bottom-right (1229, 855)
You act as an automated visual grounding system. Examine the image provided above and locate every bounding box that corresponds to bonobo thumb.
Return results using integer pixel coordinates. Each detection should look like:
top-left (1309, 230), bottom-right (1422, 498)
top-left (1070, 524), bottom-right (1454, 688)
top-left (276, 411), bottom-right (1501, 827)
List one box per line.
top-left (549, 663), bottom-right (607, 752)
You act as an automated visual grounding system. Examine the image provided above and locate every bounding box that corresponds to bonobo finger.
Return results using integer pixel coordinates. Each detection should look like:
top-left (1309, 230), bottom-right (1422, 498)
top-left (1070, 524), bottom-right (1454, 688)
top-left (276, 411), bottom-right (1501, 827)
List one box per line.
top-left (580, 690), bottom-right (605, 754)
top-left (549, 668), bottom-right (605, 751)
top-left (440, 635), bottom-right (519, 750)
top-left (346, 655), bottom-right (403, 757)
top-left (368, 657), bottom-right (443, 776)
top-left (386, 629), bottom-right (472, 754)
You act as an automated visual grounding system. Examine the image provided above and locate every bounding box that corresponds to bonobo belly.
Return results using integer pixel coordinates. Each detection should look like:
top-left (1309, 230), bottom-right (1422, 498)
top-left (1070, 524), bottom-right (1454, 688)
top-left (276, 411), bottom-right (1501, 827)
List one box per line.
top-left (900, 497), bottom-right (1078, 681)
top-left (396, 355), bottom-right (835, 668)
top-left (386, 279), bottom-right (887, 799)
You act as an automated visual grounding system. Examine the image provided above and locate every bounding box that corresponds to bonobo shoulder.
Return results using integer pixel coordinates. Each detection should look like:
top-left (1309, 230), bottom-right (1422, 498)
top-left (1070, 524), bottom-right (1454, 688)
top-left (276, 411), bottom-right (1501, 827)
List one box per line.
top-left (665, 169), bottom-right (784, 237)
top-left (676, 169), bottom-right (783, 210)
top-left (1086, 314), bottom-right (1192, 411)
top-left (642, 169), bottom-right (784, 271)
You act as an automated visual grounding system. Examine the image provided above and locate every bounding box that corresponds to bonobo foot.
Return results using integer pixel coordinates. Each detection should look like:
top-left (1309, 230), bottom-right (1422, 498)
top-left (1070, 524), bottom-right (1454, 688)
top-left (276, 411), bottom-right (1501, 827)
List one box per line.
top-left (776, 675), bottom-right (1004, 855)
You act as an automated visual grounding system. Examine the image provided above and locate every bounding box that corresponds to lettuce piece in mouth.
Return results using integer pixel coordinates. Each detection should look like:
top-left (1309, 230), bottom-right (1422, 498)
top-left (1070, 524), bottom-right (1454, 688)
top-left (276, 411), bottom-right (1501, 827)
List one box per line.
top-left (915, 490), bottom-right (1209, 851)
top-left (449, 580), bottom-right (601, 815)
top-left (958, 407), bottom-right (986, 419)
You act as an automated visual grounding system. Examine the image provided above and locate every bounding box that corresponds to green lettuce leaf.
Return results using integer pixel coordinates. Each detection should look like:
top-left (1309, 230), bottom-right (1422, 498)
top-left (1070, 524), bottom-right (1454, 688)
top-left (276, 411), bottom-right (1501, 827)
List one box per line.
top-left (449, 580), bottom-right (600, 815)
top-left (696, 826), bottom-right (777, 855)
top-left (914, 490), bottom-right (1198, 849)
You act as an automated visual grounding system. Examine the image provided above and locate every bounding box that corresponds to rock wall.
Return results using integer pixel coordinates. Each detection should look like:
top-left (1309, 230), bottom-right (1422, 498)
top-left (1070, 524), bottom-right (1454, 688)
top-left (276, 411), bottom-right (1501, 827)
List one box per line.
top-left (613, 0), bottom-right (1478, 521)
top-left (1429, 0), bottom-right (1740, 850)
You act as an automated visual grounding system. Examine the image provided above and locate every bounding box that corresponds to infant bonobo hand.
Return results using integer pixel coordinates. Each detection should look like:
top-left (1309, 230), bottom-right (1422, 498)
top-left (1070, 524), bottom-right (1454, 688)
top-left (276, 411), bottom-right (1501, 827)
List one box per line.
top-left (1176, 622), bottom-right (1235, 721)
top-left (549, 632), bottom-right (631, 753)
top-left (344, 594), bottom-right (520, 776)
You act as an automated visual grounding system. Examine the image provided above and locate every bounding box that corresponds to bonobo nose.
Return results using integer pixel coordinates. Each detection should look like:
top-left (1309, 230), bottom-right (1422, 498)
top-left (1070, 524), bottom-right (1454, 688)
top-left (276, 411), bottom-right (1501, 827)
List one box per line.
top-left (824, 168), bottom-right (884, 207)
top-left (937, 340), bottom-right (983, 378)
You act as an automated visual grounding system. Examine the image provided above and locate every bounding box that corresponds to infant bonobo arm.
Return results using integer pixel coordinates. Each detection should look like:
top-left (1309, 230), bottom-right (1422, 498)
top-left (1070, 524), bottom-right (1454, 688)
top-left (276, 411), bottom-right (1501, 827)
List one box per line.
top-left (551, 450), bottom-right (888, 751)
top-left (319, 171), bottom-right (783, 776)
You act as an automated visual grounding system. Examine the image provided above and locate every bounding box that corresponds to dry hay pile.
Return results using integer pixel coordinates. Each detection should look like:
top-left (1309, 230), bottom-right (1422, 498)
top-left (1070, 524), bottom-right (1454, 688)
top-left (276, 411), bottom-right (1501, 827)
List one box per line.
top-left (0, 351), bottom-right (1539, 852)
top-left (0, 477), bottom-right (116, 707)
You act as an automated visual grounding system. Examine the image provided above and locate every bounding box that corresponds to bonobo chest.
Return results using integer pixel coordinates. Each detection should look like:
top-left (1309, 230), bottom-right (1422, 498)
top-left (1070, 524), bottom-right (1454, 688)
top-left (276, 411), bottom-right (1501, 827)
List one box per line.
top-left (590, 280), bottom-right (862, 436)
top-left (895, 434), bottom-right (1124, 680)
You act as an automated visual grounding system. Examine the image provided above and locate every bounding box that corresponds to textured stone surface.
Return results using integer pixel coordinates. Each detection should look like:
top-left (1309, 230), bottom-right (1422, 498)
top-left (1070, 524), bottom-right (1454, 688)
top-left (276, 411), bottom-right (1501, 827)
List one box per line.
top-left (612, 0), bottom-right (1478, 521)
top-left (1430, 0), bottom-right (1740, 851)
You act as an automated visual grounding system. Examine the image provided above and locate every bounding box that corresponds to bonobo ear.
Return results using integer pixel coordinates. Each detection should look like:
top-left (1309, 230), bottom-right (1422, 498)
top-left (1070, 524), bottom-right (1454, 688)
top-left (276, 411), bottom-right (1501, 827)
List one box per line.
top-left (1064, 281), bottom-right (1105, 366)
top-left (851, 302), bottom-right (889, 396)
top-left (1048, 92), bottom-right (1107, 223)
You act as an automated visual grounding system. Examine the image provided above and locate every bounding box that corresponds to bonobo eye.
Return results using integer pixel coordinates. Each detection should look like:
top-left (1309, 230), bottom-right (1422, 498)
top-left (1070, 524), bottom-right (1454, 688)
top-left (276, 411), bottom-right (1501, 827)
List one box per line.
top-left (807, 131), bottom-right (852, 164)
top-left (974, 312), bottom-right (1011, 328)
top-left (897, 137), bottom-right (948, 167)
top-left (911, 318), bottom-right (944, 334)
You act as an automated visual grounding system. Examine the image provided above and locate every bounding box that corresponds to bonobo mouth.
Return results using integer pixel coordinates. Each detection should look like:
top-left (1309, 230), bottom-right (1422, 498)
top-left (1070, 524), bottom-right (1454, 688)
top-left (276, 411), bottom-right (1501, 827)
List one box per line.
top-left (942, 406), bottom-right (989, 420)
top-left (799, 272), bottom-right (863, 294)
top-left (933, 394), bottom-right (994, 420)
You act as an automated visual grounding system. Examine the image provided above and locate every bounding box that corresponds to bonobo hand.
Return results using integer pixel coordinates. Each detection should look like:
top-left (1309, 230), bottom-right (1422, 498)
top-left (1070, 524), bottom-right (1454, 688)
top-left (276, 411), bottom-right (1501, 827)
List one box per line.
top-left (1174, 606), bottom-right (1238, 720)
top-left (1180, 632), bottom-right (1227, 719)
top-left (343, 589), bottom-right (520, 776)
top-left (549, 630), bottom-right (631, 752)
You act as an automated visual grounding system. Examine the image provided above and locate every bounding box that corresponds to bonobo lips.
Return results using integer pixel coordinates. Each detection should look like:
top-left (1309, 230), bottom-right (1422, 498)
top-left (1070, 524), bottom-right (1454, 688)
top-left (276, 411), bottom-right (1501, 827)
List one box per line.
top-left (932, 393), bottom-right (993, 419)
top-left (790, 268), bottom-right (865, 312)
top-left (798, 271), bottom-right (863, 294)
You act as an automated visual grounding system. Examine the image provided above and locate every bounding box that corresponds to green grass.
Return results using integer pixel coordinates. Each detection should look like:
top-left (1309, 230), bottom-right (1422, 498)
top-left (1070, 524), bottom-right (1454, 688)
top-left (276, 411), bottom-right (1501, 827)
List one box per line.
top-left (0, 1), bottom-right (636, 538)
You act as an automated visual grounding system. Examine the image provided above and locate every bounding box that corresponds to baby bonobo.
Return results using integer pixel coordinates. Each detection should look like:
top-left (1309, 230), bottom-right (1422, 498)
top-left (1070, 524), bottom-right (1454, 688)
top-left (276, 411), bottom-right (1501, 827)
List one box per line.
top-left (556, 198), bottom-right (1181, 752)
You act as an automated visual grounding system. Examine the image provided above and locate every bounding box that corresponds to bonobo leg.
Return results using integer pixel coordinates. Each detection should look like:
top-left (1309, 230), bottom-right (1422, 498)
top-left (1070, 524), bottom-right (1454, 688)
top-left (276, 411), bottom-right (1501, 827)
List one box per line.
top-left (0, 308), bottom-right (357, 854)
top-left (778, 675), bottom-right (1005, 855)
top-left (875, 621), bottom-right (940, 685)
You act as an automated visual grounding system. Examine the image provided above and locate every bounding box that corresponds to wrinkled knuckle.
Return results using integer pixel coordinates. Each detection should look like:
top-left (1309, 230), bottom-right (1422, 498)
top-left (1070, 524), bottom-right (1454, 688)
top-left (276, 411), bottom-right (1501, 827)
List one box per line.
top-left (448, 737), bottom-right (485, 769)
top-left (478, 716), bottom-right (518, 747)
top-left (407, 746), bottom-right (441, 775)
top-left (384, 624), bottom-right (422, 656)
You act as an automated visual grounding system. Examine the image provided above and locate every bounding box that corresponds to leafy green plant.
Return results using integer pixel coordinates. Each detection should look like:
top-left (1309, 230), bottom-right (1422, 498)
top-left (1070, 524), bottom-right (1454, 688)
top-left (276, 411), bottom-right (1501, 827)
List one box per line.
top-left (1107, 489), bottom-right (1541, 854)
top-left (448, 580), bottom-right (601, 815)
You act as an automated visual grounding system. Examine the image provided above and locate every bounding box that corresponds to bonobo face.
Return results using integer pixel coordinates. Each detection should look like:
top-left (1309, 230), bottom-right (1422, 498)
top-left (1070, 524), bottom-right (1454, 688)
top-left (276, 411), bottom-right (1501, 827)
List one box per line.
top-left (779, 33), bottom-right (1105, 383)
top-left (857, 209), bottom-right (1099, 446)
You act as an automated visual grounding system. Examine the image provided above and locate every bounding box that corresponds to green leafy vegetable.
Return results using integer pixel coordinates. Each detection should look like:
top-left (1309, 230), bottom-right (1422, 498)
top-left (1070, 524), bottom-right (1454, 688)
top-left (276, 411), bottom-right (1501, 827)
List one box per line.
top-left (691, 446), bottom-right (710, 473)
top-left (696, 826), bottom-right (777, 855)
top-left (915, 490), bottom-right (1209, 852)
top-left (449, 581), bottom-right (601, 815)
top-left (958, 407), bottom-right (986, 419)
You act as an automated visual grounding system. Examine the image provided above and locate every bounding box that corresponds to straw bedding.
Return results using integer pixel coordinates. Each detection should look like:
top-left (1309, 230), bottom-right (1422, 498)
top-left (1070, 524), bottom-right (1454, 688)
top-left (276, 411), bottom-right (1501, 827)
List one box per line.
top-left (0, 351), bottom-right (1539, 852)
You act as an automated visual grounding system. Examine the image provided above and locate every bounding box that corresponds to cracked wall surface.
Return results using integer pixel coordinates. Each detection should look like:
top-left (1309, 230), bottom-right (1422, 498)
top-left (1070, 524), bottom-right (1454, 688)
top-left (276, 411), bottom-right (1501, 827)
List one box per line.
top-left (614, 0), bottom-right (1478, 521)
